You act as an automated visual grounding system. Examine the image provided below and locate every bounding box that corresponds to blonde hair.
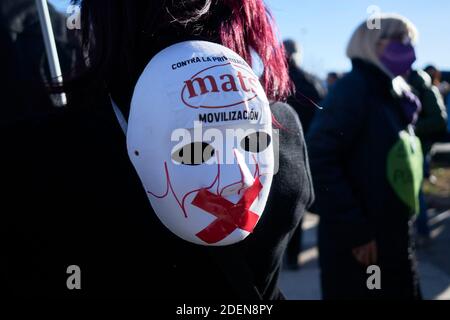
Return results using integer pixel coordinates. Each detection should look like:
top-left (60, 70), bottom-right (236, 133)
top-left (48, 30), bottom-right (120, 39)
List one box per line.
top-left (346, 14), bottom-right (419, 77)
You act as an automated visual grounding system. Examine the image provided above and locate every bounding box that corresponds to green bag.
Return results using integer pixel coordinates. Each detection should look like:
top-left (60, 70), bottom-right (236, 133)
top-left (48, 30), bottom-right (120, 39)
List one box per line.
top-left (387, 130), bottom-right (423, 216)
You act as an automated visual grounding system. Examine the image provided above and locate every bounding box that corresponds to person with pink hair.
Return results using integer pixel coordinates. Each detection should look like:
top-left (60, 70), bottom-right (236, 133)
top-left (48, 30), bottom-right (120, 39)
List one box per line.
top-left (3, 0), bottom-right (314, 299)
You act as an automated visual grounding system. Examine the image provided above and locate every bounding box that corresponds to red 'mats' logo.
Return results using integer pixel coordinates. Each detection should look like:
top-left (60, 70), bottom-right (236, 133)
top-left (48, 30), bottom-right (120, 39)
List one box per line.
top-left (181, 63), bottom-right (259, 109)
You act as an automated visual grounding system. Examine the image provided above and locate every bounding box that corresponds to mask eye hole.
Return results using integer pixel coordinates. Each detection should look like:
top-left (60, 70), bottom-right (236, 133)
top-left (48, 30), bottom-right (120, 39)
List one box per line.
top-left (241, 132), bottom-right (271, 153)
top-left (172, 142), bottom-right (215, 166)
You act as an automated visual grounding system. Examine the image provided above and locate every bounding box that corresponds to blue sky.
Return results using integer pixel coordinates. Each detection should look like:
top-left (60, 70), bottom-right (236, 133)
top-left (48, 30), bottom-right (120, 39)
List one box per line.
top-left (49, 0), bottom-right (69, 11)
top-left (265, 0), bottom-right (450, 77)
top-left (50, 0), bottom-right (449, 78)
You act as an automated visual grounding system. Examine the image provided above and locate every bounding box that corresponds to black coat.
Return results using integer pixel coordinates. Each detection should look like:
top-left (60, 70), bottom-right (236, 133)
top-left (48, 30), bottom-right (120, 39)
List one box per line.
top-left (2, 97), bottom-right (313, 299)
top-left (307, 59), bottom-right (421, 299)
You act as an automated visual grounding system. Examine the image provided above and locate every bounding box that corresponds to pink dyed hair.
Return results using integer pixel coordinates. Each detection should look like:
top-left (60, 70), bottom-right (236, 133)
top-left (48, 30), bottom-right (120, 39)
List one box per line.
top-left (73, 0), bottom-right (292, 104)
top-left (219, 0), bottom-right (292, 102)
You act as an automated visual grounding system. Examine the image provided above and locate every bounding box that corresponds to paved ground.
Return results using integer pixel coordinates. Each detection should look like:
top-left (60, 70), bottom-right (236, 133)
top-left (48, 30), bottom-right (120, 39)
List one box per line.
top-left (279, 209), bottom-right (450, 300)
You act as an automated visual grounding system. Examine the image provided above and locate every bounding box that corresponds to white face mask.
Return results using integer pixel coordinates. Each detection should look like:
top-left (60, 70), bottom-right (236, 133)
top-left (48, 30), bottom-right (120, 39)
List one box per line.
top-left (127, 41), bottom-right (275, 246)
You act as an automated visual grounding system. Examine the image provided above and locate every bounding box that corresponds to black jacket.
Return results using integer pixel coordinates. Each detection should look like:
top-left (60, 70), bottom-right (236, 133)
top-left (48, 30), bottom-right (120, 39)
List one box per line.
top-left (307, 59), bottom-right (422, 299)
top-left (2, 97), bottom-right (313, 299)
top-left (307, 59), bottom-right (422, 249)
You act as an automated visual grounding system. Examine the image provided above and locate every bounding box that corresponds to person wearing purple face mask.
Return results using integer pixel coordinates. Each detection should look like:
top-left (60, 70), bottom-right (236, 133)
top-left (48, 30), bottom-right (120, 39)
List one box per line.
top-left (379, 38), bottom-right (417, 77)
top-left (308, 14), bottom-right (423, 299)
top-left (377, 34), bottom-right (423, 125)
